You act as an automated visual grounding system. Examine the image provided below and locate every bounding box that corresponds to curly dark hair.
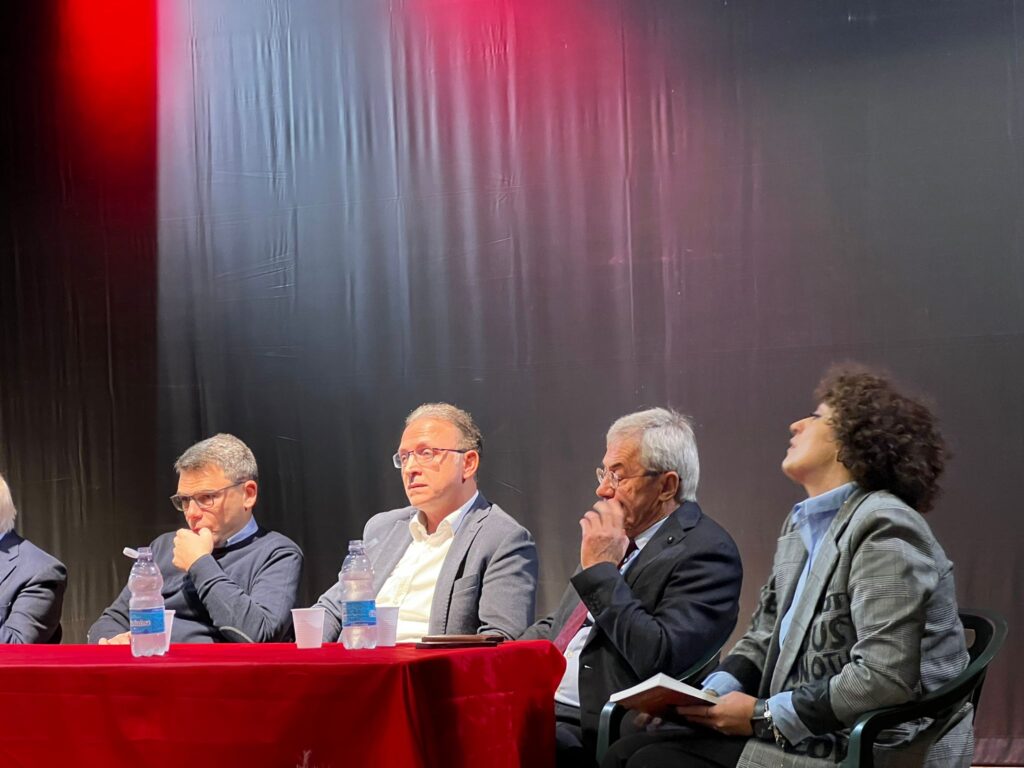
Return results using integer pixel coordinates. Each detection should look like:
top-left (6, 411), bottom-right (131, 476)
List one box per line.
top-left (814, 365), bottom-right (947, 513)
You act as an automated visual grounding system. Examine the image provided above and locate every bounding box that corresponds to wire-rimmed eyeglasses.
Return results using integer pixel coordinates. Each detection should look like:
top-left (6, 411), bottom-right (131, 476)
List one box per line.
top-left (392, 446), bottom-right (470, 469)
top-left (595, 468), bottom-right (661, 489)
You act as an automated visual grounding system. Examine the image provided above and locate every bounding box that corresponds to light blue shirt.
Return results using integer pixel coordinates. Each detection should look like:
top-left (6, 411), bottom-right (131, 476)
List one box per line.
top-left (223, 516), bottom-right (259, 548)
top-left (778, 482), bottom-right (856, 647)
top-left (703, 483), bottom-right (857, 746)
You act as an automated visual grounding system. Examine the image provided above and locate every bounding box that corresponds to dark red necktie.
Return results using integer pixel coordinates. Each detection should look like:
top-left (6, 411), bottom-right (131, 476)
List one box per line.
top-left (552, 539), bottom-right (637, 653)
top-left (552, 600), bottom-right (589, 653)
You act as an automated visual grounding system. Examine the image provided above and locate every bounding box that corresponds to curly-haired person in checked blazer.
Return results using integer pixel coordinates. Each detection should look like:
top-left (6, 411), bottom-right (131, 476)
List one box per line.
top-left (604, 366), bottom-right (972, 768)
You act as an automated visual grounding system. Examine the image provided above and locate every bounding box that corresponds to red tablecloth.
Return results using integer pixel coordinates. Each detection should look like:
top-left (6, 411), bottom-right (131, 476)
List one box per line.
top-left (0, 639), bottom-right (565, 767)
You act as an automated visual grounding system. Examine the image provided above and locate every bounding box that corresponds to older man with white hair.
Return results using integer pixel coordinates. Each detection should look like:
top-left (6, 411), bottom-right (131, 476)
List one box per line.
top-left (0, 472), bottom-right (67, 643)
top-left (521, 407), bottom-right (743, 767)
top-left (88, 433), bottom-right (303, 644)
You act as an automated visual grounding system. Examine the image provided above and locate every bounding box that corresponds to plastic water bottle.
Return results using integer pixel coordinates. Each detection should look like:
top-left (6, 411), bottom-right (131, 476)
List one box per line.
top-left (128, 547), bottom-right (166, 657)
top-left (340, 539), bottom-right (377, 649)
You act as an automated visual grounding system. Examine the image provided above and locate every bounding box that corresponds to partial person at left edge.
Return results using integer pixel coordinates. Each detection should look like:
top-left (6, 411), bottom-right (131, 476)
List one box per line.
top-left (87, 434), bottom-right (303, 644)
top-left (0, 472), bottom-right (67, 643)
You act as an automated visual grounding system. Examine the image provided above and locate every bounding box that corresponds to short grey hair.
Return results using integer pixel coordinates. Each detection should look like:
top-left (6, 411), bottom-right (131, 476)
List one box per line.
top-left (405, 403), bottom-right (483, 453)
top-left (0, 472), bottom-right (16, 534)
top-left (607, 408), bottom-right (699, 503)
top-left (174, 433), bottom-right (258, 483)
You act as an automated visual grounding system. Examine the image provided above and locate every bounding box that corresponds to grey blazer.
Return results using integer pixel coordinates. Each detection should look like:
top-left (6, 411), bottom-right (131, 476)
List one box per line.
top-left (317, 492), bottom-right (538, 642)
top-left (720, 489), bottom-right (971, 768)
top-left (0, 531), bottom-right (67, 644)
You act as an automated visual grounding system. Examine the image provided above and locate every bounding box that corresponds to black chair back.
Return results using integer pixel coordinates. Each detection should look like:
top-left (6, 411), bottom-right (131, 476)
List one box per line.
top-left (960, 611), bottom-right (998, 718)
top-left (841, 608), bottom-right (1008, 768)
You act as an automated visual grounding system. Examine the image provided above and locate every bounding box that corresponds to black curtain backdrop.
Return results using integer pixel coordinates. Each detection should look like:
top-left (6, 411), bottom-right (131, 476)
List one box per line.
top-left (1, 0), bottom-right (1021, 763)
top-left (0, 1), bottom-right (158, 645)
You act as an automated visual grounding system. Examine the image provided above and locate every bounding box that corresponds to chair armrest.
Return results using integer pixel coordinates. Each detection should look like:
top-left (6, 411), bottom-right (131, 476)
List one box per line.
top-left (596, 700), bottom-right (627, 764)
top-left (841, 670), bottom-right (989, 768)
top-left (594, 649), bottom-right (724, 763)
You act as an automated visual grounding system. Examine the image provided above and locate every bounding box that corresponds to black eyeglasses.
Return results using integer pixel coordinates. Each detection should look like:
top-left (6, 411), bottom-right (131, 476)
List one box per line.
top-left (170, 481), bottom-right (244, 512)
top-left (595, 468), bottom-right (662, 490)
top-left (392, 447), bottom-right (470, 469)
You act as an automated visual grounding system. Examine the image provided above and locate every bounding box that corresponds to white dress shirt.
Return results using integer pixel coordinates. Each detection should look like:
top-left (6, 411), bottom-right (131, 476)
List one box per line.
top-left (376, 491), bottom-right (479, 642)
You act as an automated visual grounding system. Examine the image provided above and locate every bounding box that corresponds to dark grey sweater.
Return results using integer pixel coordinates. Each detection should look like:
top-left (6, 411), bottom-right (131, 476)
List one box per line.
top-left (88, 527), bottom-right (303, 643)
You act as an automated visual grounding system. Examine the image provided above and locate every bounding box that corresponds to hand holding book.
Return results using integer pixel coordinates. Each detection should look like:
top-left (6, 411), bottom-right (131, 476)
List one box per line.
top-left (610, 674), bottom-right (759, 737)
top-left (675, 690), bottom-right (758, 737)
top-left (609, 673), bottom-right (719, 715)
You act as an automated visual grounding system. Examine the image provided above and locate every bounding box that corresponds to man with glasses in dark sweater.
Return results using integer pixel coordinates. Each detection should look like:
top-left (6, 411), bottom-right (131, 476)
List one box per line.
top-left (88, 433), bottom-right (303, 644)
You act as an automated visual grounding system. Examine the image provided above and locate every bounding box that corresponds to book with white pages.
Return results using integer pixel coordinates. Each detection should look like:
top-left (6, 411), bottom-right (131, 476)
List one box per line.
top-left (609, 672), bottom-right (720, 714)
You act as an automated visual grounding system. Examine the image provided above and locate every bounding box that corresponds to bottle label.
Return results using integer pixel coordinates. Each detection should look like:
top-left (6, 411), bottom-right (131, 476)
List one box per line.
top-left (342, 600), bottom-right (377, 627)
top-left (130, 608), bottom-right (165, 635)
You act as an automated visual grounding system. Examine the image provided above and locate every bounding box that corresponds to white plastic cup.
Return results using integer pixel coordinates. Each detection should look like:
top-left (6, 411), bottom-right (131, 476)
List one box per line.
top-left (292, 607), bottom-right (326, 649)
top-left (161, 610), bottom-right (176, 653)
top-left (375, 606), bottom-right (400, 647)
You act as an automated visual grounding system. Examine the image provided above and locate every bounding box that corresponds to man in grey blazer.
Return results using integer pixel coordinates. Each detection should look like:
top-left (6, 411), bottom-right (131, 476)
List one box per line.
top-left (0, 472), bottom-right (67, 644)
top-left (604, 367), bottom-right (972, 768)
top-left (316, 403), bottom-right (538, 642)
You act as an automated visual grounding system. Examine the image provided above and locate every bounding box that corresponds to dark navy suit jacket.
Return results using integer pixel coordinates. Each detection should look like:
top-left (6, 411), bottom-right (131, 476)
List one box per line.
top-left (521, 502), bottom-right (743, 747)
top-left (0, 531), bottom-right (67, 644)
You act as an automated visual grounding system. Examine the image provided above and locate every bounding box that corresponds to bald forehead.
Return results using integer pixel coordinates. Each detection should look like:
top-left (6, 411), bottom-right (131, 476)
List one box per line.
top-left (399, 417), bottom-right (461, 448)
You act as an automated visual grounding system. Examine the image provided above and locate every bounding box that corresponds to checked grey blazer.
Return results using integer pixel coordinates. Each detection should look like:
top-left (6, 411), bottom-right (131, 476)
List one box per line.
top-left (719, 489), bottom-right (972, 768)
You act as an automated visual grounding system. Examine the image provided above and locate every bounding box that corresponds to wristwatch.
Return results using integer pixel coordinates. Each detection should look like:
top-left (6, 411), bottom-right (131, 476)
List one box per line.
top-left (750, 699), bottom-right (787, 749)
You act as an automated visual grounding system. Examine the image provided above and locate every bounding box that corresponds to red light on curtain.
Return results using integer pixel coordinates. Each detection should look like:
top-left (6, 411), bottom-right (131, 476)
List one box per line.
top-left (59, 0), bottom-right (156, 179)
